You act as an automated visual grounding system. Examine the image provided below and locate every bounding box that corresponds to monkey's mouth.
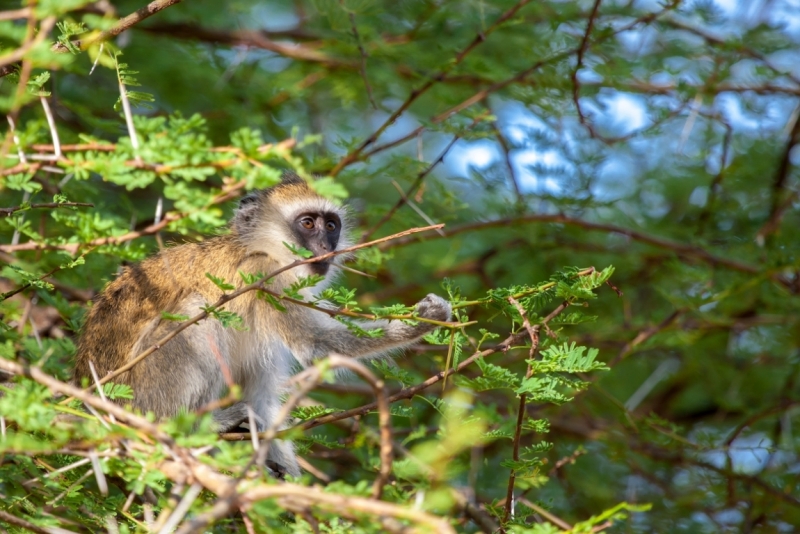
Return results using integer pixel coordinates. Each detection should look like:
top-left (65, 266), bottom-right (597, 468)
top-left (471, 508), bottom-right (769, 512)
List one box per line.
top-left (308, 261), bottom-right (331, 276)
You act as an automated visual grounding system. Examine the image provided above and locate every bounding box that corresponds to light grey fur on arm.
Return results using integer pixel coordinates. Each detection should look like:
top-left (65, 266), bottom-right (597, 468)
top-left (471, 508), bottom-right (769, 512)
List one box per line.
top-left (286, 294), bottom-right (452, 364)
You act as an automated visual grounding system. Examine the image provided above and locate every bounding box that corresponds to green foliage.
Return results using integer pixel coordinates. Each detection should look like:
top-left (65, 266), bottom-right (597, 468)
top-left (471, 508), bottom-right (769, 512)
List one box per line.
top-left (55, 21), bottom-right (86, 54)
top-left (201, 305), bottom-right (246, 331)
top-left (113, 53), bottom-right (155, 111)
top-left (284, 274), bottom-right (326, 299)
top-left (283, 241), bottom-right (314, 259)
top-left (319, 285), bottom-right (360, 310)
top-left (205, 272), bottom-right (235, 291)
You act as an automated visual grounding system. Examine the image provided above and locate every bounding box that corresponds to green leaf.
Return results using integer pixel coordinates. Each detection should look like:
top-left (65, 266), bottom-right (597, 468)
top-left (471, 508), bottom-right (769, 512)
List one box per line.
top-left (205, 273), bottom-right (235, 291)
top-left (283, 241), bottom-right (314, 259)
top-left (161, 311), bottom-right (190, 321)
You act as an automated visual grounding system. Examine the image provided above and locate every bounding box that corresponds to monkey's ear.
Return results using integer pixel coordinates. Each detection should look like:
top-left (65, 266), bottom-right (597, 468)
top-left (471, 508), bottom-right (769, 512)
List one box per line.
top-left (233, 193), bottom-right (260, 231)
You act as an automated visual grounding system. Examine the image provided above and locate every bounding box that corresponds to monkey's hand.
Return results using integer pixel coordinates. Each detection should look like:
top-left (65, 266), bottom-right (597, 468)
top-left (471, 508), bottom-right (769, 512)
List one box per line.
top-left (413, 294), bottom-right (452, 328)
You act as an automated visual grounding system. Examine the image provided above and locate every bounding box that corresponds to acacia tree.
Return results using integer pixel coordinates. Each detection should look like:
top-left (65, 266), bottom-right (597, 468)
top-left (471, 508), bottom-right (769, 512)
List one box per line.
top-left (1, 0), bottom-right (799, 532)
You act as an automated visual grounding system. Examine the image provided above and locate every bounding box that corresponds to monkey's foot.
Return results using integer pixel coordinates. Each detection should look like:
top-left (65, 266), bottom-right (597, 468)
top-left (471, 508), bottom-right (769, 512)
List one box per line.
top-left (415, 293), bottom-right (452, 323)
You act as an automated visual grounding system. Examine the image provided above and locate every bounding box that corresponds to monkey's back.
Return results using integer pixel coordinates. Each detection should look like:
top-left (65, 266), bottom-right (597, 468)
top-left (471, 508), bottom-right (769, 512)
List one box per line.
top-left (73, 235), bottom-right (252, 406)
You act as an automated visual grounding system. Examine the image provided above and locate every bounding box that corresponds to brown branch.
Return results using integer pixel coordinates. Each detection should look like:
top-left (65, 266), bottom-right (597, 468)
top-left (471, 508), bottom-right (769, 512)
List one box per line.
top-left (30, 143), bottom-right (116, 152)
top-left (662, 18), bottom-right (800, 87)
top-left (634, 443), bottom-right (800, 508)
top-left (154, 444), bottom-right (453, 533)
top-left (756, 106), bottom-right (800, 243)
top-left (518, 497), bottom-right (572, 531)
top-left (0, 357), bottom-right (174, 444)
top-left (571, 0), bottom-right (603, 136)
top-left (0, 141), bottom-right (296, 254)
top-left (0, 8), bottom-right (31, 21)
top-left (487, 104), bottom-right (523, 202)
top-left (724, 399), bottom-right (800, 448)
top-left (697, 122), bottom-right (733, 234)
top-left (297, 330), bottom-right (526, 432)
top-left (326, 356), bottom-right (393, 499)
top-left (51, 0), bottom-right (185, 54)
top-left (547, 448), bottom-right (587, 477)
top-left (139, 23), bottom-right (347, 66)
top-left (346, 3), bottom-right (679, 168)
top-left (258, 287), bottom-right (464, 330)
top-left (609, 309), bottom-right (683, 367)
top-left (578, 79), bottom-right (800, 97)
top-left (0, 250), bottom-right (91, 302)
top-left (502, 296), bottom-right (543, 527)
top-left (347, 10), bottom-right (377, 109)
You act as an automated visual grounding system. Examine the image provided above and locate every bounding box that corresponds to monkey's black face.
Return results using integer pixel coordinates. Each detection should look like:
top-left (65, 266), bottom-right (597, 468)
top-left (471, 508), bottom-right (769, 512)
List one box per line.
top-left (292, 211), bottom-right (342, 275)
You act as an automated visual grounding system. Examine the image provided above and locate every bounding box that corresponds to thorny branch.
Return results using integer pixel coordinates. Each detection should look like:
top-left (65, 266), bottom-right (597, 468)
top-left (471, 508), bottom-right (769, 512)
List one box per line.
top-left (51, 0), bottom-right (185, 54)
top-left (347, 10), bottom-right (377, 110)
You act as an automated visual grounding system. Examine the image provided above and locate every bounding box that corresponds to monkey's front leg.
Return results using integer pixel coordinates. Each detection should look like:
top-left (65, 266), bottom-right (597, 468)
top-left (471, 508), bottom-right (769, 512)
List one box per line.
top-left (295, 293), bottom-right (453, 363)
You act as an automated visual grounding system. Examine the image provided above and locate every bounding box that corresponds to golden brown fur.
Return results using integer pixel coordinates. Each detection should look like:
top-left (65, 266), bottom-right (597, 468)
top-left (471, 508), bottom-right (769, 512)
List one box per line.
top-left (74, 175), bottom-right (451, 476)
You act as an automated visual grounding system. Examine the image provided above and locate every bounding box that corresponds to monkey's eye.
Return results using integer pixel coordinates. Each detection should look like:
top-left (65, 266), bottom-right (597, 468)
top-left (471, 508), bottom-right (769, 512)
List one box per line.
top-left (300, 217), bottom-right (315, 230)
top-left (325, 220), bottom-right (337, 232)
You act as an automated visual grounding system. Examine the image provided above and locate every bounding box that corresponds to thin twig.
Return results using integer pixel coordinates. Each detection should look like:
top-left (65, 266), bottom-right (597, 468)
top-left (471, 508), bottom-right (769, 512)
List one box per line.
top-left (756, 104), bottom-right (800, 244)
top-left (360, 112), bottom-right (488, 242)
top-left (21, 458), bottom-right (91, 487)
top-left (0, 202), bottom-right (94, 216)
top-left (0, 16), bottom-right (56, 70)
top-left (158, 483), bottom-right (203, 534)
top-left (347, 10), bottom-right (377, 109)
top-left (28, 97), bottom-right (62, 162)
top-left (89, 450), bottom-right (108, 496)
top-left (0, 357), bottom-right (174, 443)
top-left (571, 0), bottom-right (603, 136)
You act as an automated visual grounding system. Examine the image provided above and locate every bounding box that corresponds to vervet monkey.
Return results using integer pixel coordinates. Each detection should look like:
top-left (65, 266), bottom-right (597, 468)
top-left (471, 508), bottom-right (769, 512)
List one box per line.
top-left (74, 173), bottom-right (452, 477)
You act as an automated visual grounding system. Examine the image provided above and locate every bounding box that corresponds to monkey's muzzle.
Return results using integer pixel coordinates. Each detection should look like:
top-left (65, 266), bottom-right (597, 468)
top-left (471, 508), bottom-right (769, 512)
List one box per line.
top-left (308, 260), bottom-right (331, 276)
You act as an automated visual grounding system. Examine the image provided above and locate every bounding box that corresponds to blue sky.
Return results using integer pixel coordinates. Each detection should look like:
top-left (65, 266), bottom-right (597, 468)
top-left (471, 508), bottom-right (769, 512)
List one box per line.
top-left (443, 0), bottom-right (800, 196)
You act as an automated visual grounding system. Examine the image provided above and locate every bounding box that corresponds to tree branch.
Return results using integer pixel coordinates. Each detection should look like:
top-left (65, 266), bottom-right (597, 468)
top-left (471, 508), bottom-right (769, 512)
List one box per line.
top-left (51, 0), bottom-right (185, 54)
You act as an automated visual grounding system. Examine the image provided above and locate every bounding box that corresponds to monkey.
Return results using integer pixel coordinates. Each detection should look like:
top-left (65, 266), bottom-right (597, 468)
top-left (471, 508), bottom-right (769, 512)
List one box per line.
top-left (73, 173), bottom-right (452, 477)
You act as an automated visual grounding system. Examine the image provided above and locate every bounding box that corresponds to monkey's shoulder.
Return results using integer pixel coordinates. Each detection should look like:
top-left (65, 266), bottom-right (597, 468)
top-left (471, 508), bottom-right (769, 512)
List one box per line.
top-left (89, 237), bottom-right (241, 308)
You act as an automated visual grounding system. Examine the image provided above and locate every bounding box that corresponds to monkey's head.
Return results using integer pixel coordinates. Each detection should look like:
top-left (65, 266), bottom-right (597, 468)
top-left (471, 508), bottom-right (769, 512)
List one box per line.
top-left (232, 173), bottom-right (352, 281)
